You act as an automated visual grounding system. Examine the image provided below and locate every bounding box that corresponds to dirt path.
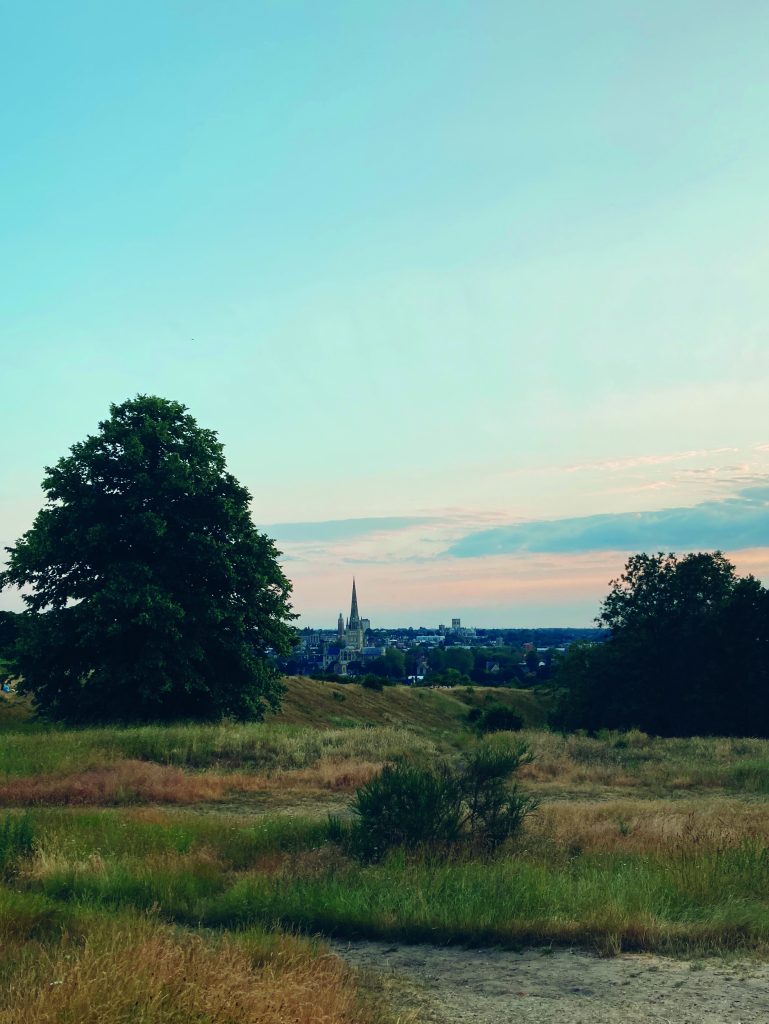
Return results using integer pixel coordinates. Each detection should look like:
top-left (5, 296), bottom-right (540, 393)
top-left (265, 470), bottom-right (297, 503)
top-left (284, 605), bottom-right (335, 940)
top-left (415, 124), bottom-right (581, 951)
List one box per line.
top-left (331, 940), bottom-right (769, 1023)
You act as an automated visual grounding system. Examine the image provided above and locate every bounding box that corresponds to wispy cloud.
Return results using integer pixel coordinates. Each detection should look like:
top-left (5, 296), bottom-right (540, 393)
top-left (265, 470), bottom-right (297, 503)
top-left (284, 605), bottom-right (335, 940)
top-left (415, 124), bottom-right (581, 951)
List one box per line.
top-left (446, 488), bottom-right (769, 558)
top-left (563, 447), bottom-right (740, 474)
top-left (262, 516), bottom-right (441, 543)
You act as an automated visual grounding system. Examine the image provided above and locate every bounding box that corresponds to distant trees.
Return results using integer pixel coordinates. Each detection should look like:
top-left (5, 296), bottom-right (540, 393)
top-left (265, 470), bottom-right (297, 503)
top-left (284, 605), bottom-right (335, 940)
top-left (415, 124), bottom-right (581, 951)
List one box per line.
top-left (427, 647), bottom-right (474, 676)
top-left (553, 552), bottom-right (769, 736)
top-left (367, 648), bottom-right (405, 680)
top-left (0, 396), bottom-right (296, 722)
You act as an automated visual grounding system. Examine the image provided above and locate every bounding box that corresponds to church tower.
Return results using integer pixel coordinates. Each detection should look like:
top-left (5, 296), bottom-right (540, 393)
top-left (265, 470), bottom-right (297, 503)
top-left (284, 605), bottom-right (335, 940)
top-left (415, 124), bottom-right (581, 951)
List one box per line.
top-left (337, 612), bottom-right (344, 639)
top-left (348, 578), bottom-right (361, 631)
top-left (345, 578), bottom-right (364, 651)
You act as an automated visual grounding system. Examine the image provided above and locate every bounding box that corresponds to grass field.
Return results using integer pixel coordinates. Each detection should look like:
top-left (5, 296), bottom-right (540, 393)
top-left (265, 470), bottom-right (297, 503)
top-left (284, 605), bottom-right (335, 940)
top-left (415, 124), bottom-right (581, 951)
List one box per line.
top-left (2, 678), bottom-right (769, 1020)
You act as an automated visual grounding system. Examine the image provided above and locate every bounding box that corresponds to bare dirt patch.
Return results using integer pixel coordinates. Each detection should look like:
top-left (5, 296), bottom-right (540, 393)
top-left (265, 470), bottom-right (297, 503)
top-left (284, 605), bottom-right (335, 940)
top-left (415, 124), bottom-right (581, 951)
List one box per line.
top-left (333, 940), bottom-right (769, 1024)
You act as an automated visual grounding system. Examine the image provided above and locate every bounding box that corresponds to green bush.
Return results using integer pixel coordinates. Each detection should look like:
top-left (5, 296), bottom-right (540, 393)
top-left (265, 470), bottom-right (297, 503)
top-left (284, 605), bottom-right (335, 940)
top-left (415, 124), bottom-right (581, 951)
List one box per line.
top-left (468, 704), bottom-right (524, 734)
top-left (348, 762), bottom-right (461, 860)
top-left (347, 743), bottom-right (537, 861)
top-left (360, 674), bottom-right (389, 691)
top-left (458, 745), bottom-right (536, 849)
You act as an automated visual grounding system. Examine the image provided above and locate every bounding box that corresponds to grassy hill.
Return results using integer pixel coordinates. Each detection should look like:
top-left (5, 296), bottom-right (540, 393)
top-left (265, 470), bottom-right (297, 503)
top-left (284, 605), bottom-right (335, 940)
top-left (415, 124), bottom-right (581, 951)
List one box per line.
top-left (272, 676), bottom-right (549, 732)
top-left (0, 676), bottom-right (550, 736)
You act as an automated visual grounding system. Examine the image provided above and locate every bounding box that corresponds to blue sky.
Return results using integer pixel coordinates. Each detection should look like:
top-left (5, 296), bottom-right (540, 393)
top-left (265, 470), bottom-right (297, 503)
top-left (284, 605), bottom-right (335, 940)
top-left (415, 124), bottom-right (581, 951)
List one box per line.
top-left (2, 2), bottom-right (769, 625)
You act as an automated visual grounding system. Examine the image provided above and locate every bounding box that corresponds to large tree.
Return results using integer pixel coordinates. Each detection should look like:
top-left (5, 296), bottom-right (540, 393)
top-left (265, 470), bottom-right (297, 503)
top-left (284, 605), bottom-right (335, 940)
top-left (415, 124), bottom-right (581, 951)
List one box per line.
top-left (553, 552), bottom-right (769, 736)
top-left (1, 396), bottom-right (296, 722)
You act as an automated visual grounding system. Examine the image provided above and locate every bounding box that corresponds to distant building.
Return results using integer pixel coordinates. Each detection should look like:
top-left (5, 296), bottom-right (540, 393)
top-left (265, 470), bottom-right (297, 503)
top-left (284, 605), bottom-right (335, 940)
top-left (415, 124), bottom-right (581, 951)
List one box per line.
top-left (342, 579), bottom-right (366, 652)
top-left (450, 616), bottom-right (475, 639)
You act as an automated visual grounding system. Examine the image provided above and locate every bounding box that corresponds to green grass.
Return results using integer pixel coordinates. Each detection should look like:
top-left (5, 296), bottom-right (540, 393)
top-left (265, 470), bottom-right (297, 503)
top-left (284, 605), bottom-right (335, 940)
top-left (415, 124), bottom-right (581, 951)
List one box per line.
top-left (275, 676), bottom-right (548, 731)
top-left (4, 678), bottom-right (769, 967)
top-left (26, 808), bottom-right (332, 867)
top-left (0, 720), bottom-right (437, 777)
top-left (0, 677), bottom-right (547, 764)
top-left (723, 760), bottom-right (769, 793)
top-left (10, 815), bottom-right (769, 956)
top-left (4, 805), bottom-right (769, 957)
top-left (205, 845), bottom-right (769, 954)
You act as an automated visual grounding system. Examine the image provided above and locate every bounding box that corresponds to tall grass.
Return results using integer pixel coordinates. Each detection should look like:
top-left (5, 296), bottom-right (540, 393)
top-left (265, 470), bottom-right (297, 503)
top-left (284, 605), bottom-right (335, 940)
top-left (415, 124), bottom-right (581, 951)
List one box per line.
top-left (0, 722), bottom-right (435, 777)
top-left (0, 897), bottom-right (387, 1024)
top-left (13, 806), bottom-right (769, 956)
top-left (28, 809), bottom-right (332, 870)
top-left (0, 814), bottom-right (34, 876)
top-left (518, 730), bottom-right (769, 792)
top-left (206, 844), bottom-right (769, 955)
top-left (5, 720), bottom-right (769, 795)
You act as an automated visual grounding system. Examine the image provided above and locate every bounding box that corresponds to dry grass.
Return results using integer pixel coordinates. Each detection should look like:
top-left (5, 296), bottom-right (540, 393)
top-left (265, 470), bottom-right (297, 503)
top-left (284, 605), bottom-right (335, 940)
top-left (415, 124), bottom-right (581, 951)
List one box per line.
top-left (0, 761), bottom-right (246, 806)
top-left (0, 757), bottom-right (383, 807)
top-left (274, 676), bottom-right (547, 729)
top-left (527, 798), bottom-right (769, 854)
top-left (516, 729), bottom-right (769, 793)
top-left (0, 919), bottom-right (384, 1024)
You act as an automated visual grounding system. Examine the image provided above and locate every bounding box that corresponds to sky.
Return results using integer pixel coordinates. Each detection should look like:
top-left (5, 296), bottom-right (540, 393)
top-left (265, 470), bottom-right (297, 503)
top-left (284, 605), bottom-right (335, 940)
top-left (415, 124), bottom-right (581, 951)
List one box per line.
top-left (2, 1), bottom-right (769, 627)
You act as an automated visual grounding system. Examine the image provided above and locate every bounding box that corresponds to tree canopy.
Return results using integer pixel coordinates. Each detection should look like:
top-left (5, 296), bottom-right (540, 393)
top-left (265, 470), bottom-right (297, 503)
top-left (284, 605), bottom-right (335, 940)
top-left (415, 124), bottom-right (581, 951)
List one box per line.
top-left (1, 396), bottom-right (296, 722)
top-left (553, 552), bottom-right (769, 736)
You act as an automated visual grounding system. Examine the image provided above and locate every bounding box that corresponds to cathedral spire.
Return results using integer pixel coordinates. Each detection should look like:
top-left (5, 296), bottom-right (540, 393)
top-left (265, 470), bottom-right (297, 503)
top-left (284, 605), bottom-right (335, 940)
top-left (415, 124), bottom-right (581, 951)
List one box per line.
top-left (349, 578), bottom-right (360, 629)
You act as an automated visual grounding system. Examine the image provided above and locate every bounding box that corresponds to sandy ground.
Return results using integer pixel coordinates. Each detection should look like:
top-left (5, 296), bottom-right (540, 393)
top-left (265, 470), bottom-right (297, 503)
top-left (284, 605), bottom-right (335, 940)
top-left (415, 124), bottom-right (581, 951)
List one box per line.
top-left (331, 940), bottom-right (769, 1024)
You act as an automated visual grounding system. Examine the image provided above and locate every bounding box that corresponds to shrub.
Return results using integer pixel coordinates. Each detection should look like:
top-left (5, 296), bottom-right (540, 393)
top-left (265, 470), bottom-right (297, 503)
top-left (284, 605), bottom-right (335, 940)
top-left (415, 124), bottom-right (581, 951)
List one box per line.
top-left (360, 674), bottom-right (388, 692)
top-left (457, 745), bottom-right (536, 849)
top-left (348, 762), bottom-right (462, 860)
top-left (468, 704), bottom-right (524, 734)
top-left (347, 743), bottom-right (537, 861)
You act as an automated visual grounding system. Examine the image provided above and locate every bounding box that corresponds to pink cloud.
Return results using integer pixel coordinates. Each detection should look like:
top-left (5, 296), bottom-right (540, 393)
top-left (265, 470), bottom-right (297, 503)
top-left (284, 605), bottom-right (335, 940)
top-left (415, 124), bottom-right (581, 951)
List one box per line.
top-left (290, 546), bottom-right (769, 628)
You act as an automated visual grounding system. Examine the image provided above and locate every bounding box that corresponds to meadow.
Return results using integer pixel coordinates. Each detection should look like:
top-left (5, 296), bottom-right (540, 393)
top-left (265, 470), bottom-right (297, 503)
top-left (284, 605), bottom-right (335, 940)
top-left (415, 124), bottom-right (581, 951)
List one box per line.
top-left (2, 677), bottom-right (769, 1021)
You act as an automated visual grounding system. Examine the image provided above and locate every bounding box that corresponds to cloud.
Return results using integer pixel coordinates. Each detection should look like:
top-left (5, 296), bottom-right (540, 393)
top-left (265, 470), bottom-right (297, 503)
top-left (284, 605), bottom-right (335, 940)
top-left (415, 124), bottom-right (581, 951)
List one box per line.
top-left (262, 516), bottom-right (440, 543)
top-left (446, 489), bottom-right (769, 558)
top-left (563, 447), bottom-right (740, 474)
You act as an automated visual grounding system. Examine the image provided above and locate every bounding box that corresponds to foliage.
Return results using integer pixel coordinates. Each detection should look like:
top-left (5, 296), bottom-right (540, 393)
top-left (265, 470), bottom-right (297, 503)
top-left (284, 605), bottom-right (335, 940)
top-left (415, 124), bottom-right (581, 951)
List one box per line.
top-left (346, 743), bottom-right (536, 861)
top-left (427, 647), bottom-right (474, 677)
top-left (360, 674), bottom-right (389, 691)
top-left (0, 396), bottom-right (296, 722)
top-left (553, 552), bottom-right (769, 736)
top-left (366, 649), bottom-right (405, 680)
top-left (0, 611), bottom-right (20, 657)
top-left (347, 762), bottom-right (463, 860)
top-left (430, 668), bottom-right (472, 687)
top-left (467, 703), bottom-right (524, 734)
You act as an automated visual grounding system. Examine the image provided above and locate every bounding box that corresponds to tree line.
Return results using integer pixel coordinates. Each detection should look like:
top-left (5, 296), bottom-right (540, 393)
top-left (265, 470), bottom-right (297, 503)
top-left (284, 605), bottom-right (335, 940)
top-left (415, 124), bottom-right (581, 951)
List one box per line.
top-left (552, 552), bottom-right (769, 737)
top-left (2, 395), bottom-right (768, 736)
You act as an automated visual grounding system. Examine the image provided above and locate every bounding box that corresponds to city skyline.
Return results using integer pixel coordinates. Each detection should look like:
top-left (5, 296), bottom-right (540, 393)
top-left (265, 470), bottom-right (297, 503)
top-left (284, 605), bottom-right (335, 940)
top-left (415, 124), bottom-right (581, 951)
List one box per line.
top-left (3, 3), bottom-right (769, 626)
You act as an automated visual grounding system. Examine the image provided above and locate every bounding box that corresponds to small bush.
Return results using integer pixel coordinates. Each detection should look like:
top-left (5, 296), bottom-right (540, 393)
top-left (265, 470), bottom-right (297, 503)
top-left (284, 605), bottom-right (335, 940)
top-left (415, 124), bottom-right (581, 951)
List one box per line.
top-left (360, 675), bottom-right (388, 692)
top-left (347, 743), bottom-right (537, 861)
top-left (458, 745), bottom-right (536, 849)
top-left (348, 762), bottom-right (462, 860)
top-left (469, 704), bottom-right (524, 734)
